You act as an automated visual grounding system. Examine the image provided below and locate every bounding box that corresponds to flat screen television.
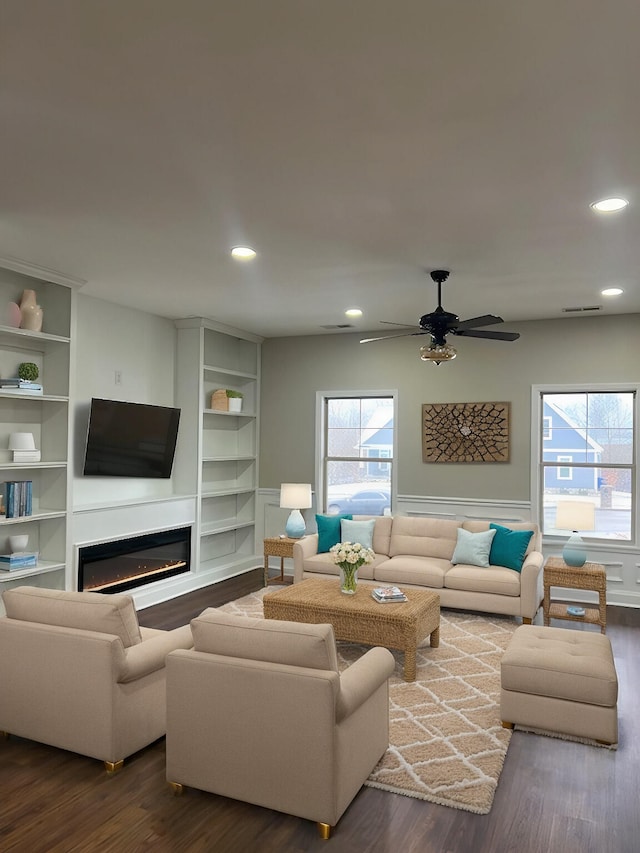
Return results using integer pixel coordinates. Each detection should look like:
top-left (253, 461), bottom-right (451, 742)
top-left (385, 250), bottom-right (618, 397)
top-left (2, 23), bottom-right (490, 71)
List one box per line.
top-left (83, 398), bottom-right (181, 478)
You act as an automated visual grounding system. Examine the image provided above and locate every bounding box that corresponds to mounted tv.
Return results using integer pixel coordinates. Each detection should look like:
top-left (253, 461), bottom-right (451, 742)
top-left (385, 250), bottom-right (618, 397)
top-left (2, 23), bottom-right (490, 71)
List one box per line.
top-left (83, 398), bottom-right (181, 478)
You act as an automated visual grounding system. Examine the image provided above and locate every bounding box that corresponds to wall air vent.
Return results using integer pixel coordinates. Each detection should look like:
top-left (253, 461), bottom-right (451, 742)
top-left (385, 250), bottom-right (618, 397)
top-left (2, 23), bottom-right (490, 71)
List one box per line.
top-left (561, 305), bottom-right (602, 313)
top-left (320, 324), bottom-right (354, 329)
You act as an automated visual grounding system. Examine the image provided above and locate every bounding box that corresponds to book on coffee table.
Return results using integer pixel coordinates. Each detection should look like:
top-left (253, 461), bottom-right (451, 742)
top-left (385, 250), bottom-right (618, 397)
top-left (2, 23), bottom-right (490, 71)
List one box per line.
top-left (372, 586), bottom-right (408, 603)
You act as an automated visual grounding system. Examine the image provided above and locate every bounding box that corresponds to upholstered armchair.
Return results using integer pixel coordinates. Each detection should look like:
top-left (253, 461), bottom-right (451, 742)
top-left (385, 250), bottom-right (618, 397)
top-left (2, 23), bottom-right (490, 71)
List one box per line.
top-left (0, 586), bottom-right (193, 772)
top-left (166, 609), bottom-right (395, 839)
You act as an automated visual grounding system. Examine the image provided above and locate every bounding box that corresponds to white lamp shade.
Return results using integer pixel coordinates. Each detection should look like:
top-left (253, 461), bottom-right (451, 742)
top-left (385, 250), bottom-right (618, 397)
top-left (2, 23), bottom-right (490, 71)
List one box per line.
top-left (8, 432), bottom-right (36, 451)
top-left (555, 500), bottom-right (596, 532)
top-left (279, 483), bottom-right (312, 510)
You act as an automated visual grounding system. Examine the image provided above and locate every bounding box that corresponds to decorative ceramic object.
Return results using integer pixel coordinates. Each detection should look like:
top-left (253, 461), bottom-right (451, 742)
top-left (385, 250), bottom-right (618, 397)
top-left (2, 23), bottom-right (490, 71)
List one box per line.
top-left (19, 289), bottom-right (43, 332)
top-left (9, 534), bottom-right (29, 553)
top-left (228, 396), bottom-right (243, 412)
top-left (6, 302), bottom-right (21, 327)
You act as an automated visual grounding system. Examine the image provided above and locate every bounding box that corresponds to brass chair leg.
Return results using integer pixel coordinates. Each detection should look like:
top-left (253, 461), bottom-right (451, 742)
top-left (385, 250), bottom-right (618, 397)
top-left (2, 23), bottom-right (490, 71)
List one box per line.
top-left (0, 731), bottom-right (9, 739)
top-left (169, 781), bottom-right (184, 796)
top-left (501, 721), bottom-right (514, 730)
top-left (317, 822), bottom-right (332, 840)
top-left (104, 759), bottom-right (124, 774)
top-left (522, 617), bottom-right (532, 625)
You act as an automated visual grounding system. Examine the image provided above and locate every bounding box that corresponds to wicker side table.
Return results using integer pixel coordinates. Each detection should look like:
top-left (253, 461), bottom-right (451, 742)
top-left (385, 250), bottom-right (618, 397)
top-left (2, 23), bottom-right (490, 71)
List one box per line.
top-left (543, 557), bottom-right (607, 633)
top-left (263, 537), bottom-right (298, 586)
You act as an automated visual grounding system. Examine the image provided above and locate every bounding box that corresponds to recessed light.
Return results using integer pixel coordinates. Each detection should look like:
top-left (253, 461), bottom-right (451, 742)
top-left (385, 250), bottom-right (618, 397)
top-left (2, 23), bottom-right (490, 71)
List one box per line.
top-left (231, 246), bottom-right (256, 260)
top-left (601, 287), bottom-right (624, 296)
top-left (345, 308), bottom-right (362, 318)
top-left (590, 197), bottom-right (629, 213)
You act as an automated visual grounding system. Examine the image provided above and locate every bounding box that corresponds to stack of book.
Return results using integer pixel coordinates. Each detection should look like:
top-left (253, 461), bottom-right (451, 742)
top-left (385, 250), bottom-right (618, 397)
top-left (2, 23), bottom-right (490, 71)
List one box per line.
top-left (0, 378), bottom-right (43, 395)
top-left (371, 585), bottom-right (408, 603)
top-left (0, 551), bottom-right (38, 571)
top-left (3, 480), bottom-right (33, 517)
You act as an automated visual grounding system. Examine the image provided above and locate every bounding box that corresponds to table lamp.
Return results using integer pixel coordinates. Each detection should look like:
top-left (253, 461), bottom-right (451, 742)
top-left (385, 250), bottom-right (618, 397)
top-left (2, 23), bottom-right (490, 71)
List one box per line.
top-left (280, 483), bottom-right (312, 539)
top-left (555, 500), bottom-right (596, 567)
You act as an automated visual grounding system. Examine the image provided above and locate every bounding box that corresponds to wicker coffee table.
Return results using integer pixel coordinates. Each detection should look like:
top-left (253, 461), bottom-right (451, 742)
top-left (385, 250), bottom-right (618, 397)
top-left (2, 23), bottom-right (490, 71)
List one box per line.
top-left (263, 578), bottom-right (440, 681)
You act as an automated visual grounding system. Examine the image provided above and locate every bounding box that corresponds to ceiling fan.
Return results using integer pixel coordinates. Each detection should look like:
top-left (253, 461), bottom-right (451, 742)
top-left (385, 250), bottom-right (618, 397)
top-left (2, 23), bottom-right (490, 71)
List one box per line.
top-left (360, 269), bottom-right (520, 364)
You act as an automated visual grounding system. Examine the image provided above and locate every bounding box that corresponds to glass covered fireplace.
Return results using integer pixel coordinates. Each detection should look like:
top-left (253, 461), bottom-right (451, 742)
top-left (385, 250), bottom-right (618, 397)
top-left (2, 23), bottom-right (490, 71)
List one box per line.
top-left (78, 527), bottom-right (191, 594)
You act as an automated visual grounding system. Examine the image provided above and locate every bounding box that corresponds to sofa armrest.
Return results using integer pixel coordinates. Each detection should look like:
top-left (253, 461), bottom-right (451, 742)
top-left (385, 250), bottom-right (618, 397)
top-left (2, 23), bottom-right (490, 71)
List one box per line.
top-left (519, 550), bottom-right (545, 620)
top-left (336, 646), bottom-right (395, 722)
top-left (293, 534), bottom-right (319, 582)
top-left (119, 624), bottom-right (193, 683)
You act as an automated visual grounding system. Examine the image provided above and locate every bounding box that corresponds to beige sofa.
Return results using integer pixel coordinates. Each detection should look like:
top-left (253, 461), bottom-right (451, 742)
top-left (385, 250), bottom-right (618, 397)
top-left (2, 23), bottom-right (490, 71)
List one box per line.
top-left (166, 608), bottom-right (395, 839)
top-left (0, 586), bottom-right (193, 771)
top-left (293, 515), bottom-right (544, 622)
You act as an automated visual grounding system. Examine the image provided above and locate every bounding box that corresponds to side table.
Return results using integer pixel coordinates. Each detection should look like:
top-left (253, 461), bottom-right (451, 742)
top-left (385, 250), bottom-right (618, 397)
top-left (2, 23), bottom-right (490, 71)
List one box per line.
top-left (543, 557), bottom-right (607, 633)
top-left (263, 537), bottom-right (298, 586)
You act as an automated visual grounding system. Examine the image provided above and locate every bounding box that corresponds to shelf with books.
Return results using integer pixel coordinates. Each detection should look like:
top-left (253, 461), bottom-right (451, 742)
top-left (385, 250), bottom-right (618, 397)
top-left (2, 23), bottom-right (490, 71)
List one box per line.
top-left (0, 265), bottom-right (75, 589)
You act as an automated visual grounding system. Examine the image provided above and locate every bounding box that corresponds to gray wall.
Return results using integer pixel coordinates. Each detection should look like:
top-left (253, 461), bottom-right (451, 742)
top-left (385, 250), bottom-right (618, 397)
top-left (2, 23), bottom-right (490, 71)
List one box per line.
top-left (259, 312), bottom-right (639, 501)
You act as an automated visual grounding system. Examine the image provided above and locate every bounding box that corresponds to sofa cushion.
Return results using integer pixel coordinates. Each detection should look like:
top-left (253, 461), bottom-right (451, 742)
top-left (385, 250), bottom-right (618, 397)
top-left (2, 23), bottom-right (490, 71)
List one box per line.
top-left (389, 517), bottom-right (461, 560)
top-left (316, 513), bottom-right (352, 552)
top-left (2, 586), bottom-right (142, 647)
top-left (374, 555), bottom-right (448, 588)
top-left (355, 515), bottom-right (393, 556)
top-left (301, 552), bottom-right (379, 579)
top-left (489, 523), bottom-right (534, 572)
top-left (192, 608), bottom-right (339, 672)
top-left (451, 527), bottom-right (496, 568)
top-left (341, 518), bottom-right (375, 550)
top-left (444, 564), bottom-right (521, 596)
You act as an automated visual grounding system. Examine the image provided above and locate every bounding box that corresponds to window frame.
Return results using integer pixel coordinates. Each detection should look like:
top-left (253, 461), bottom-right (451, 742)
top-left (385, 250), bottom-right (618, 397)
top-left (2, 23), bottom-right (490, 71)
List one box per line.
top-left (531, 383), bottom-right (638, 545)
top-left (316, 390), bottom-right (398, 516)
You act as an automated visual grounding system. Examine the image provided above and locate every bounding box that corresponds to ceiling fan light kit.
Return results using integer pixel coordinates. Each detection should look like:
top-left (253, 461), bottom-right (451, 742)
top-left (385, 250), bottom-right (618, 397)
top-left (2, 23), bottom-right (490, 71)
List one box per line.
top-left (420, 342), bottom-right (457, 365)
top-left (360, 269), bottom-right (520, 364)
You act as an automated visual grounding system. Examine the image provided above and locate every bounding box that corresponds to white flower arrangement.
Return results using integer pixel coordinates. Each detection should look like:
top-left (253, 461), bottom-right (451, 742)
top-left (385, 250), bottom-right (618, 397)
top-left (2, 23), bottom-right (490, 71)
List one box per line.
top-left (329, 541), bottom-right (375, 593)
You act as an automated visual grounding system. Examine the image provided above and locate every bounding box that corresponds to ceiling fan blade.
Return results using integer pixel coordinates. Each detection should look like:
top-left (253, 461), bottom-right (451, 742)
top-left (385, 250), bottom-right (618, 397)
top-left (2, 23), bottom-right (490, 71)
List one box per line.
top-left (454, 329), bottom-right (520, 341)
top-left (360, 331), bottom-right (429, 343)
top-left (454, 314), bottom-right (504, 331)
top-left (379, 320), bottom-right (415, 327)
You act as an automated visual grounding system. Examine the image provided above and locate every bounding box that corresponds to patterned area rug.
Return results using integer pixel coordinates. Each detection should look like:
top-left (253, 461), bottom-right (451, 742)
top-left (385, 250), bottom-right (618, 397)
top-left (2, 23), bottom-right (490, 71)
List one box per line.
top-left (219, 588), bottom-right (518, 814)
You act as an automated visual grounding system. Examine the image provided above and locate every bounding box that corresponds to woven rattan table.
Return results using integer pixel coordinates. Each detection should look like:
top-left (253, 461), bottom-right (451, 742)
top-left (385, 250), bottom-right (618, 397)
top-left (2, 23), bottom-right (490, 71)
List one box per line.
top-left (543, 557), bottom-right (607, 633)
top-left (263, 578), bottom-right (440, 681)
top-left (263, 537), bottom-right (299, 586)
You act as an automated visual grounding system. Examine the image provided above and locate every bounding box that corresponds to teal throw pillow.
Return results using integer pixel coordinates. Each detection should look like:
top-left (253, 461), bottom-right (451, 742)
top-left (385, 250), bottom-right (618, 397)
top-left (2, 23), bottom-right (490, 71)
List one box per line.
top-left (451, 527), bottom-right (496, 568)
top-left (341, 518), bottom-right (376, 551)
top-left (316, 514), bottom-right (352, 553)
top-left (489, 524), bottom-right (534, 572)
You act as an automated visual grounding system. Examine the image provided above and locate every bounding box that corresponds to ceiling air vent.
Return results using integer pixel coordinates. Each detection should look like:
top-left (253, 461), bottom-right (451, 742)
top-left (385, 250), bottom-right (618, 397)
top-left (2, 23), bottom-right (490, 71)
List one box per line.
top-left (320, 324), bottom-right (354, 329)
top-left (561, 305), bottom-right (602, 313)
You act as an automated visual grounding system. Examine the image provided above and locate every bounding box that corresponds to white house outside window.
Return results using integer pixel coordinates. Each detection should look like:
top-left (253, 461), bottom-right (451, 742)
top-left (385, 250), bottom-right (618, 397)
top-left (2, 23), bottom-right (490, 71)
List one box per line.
top-left (317, 393), bottom-right (396, 517)
top-left (533, 387), bottom-right (636, 542)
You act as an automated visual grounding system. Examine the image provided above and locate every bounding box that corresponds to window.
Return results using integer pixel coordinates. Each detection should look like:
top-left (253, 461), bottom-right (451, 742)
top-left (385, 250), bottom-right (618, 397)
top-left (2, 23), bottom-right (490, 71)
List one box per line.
top-left (533, 387), bottom-right (636, 541)
top-left (317, 393), bottom-right (396, 516)
top-left (557, 456), bottom-right (572, 480)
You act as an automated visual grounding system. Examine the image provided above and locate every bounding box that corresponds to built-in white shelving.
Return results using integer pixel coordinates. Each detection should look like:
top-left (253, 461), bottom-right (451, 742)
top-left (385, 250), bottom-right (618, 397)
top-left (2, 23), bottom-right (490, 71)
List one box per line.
top-left (175, 318), bottom-right (262, 583)
top-left (0, 264), bottom-right (76, 595)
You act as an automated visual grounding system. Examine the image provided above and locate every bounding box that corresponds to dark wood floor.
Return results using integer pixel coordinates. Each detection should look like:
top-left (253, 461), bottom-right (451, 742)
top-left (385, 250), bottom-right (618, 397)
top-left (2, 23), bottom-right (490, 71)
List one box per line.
top-left (1, 571), bottom-right (639, 853)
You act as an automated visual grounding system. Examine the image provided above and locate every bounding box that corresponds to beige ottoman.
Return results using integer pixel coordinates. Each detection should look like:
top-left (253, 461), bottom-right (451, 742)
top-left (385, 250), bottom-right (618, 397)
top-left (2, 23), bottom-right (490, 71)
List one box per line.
top-left (500, 624), bottom-right (618, 746)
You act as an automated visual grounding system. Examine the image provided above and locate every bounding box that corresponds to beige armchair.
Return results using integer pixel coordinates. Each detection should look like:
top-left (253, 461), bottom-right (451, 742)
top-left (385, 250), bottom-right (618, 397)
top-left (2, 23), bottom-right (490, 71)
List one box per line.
top-left (0, 586), bottom-right (193, 772)
top-left (166, 609), bottom-right (395, 839)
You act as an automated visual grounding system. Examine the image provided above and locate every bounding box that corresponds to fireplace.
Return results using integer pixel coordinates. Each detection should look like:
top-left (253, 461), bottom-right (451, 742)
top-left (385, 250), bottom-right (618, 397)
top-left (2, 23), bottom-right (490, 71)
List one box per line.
top-left (78, 527), bottom-right (191, 594)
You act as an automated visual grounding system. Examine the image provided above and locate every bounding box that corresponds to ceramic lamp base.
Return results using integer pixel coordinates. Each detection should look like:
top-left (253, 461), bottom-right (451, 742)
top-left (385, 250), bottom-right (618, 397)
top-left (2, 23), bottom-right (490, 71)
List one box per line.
top-left (285, 509), bottom-right (306, 539)
top-left (563, 533), bottom-right (587, 567)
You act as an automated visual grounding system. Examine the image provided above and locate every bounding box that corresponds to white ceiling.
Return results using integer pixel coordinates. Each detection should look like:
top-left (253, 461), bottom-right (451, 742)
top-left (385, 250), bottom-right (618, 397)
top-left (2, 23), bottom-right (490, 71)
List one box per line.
top-left (1, 1), bottom-right (639, 339)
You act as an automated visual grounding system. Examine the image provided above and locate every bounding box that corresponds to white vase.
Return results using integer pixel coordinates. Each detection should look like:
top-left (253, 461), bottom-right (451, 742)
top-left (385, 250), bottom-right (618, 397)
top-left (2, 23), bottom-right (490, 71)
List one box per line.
top-left (9, 534), bottom-right (29, 553)
top-left (228, 397), bottom-right (243, 412)
top-left (20, 289), bottom-right (43, 332)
